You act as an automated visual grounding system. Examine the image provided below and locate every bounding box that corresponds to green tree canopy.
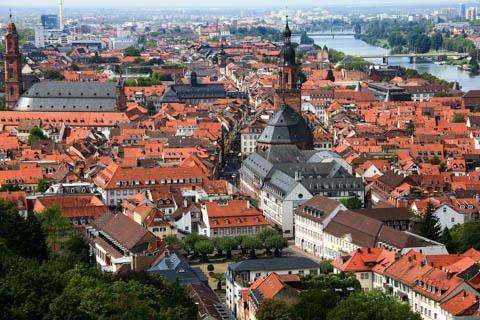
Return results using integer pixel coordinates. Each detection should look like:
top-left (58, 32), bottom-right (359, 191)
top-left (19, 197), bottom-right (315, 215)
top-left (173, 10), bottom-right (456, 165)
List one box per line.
top-left (36, 177), bottom-right (50, 193)
top-left (43, 70), bottom-right (65, 80)
top-left (328, 290), bottom-right (421, 320)
top-left (124, 46), bottom-right (141, 57)
top-left (28, 125), bottom-right (47, 145)
top-left (256, 299), bottom-right (292, 320)
top-left (195, 239), bottom-right (214, 262)
top-left (38, 205), bottom-right (72, 251)
top-left (340, 197), bottom-right (363, 210)
top-left (0, 199), bottom-right (48, 261)
top-left (418, 202), bottom-right (442, 242)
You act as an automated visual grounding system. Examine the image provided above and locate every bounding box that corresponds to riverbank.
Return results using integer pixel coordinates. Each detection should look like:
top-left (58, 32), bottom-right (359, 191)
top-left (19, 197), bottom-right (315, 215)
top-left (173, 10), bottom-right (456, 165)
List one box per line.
top-left (356, 34), bottom-right (472, 70)
top-left (306, 35), bottom-right (480, 91)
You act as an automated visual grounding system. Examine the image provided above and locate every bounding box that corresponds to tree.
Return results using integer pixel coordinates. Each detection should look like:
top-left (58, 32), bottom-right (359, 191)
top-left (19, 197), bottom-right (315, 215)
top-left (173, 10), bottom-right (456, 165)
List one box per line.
top-left (405, 120), bottom-right (415, 136)
top-left (418, 202), bottom-right (442, 242)
top-left (0, 184), bottom-right (21, 191)
top-left (0, 200), bottom-right (48, 261)
top-left (265, 234), bottom-right (288, 257)
top-left (319, 260), bottom-right (334, 274)
top-left (195, 239), bottom-right (214, 262)
top-left (440, 227), bottom-right (457, 253)
top-left (36, 177), bottom-right (50, 193)
top-left (215, 236), bottom-right (238, 260)
top-left (146, 101), bottom-right (156, 116)
top-left (453, 113), bottom-right (465, 123)
top-left (295, 289), bottom-right (340, 320)
top-left (256, 299), bottom-right (292, 320)
top-left (340, 197), bottom-right (363, 210)
top-left (450, 221), bottom-right (480, 252)
top-left (300, 31), bottom-right (314, 45)
top-left (123, 46), bottom-right (141, 57)
top-left (470, 54), bottom-right (479, 74)
top-left (325, 69), bottom-right (335, 82)
top-left (28, 125), bottom-right (47, 145)
top-left (183, 233), bottom-right (208, 256)
top-left (64, 233), bottom-right (92, 264)
top-left (432, 33), bottom-right (443, 51)
top-left (431, 156), bottom-right (441, 165)
top-left (0, 201), bottom-right (198, 320)
top-left (241, 235), bottom-right (262, 259)
top-left (44, 70), bottom-right (65, 80)
top-left (211, 272), bottom-right (225, 290)
top-left (328, 290), bottom-right (421, 320)
top-left (0, 95), bottom-right (5, 111)
top-left (38, 205), bottom-right (72, 252)
top-left (301, 273), bottom-right (361, 297)
top-left (257, 228), bottom-right (279, 254)
top-left (165, 234), bottom-right (180, 246)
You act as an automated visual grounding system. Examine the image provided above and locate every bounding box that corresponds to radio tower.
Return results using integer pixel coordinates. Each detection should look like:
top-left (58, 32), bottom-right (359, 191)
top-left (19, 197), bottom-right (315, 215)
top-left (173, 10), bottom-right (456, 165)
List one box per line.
top-left (59, 0), bottom-right (64, 30)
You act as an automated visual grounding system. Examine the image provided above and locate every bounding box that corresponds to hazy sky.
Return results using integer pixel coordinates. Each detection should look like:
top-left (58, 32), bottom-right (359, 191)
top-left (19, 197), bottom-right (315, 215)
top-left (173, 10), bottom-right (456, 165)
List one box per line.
top-left (0, 0), bottom-right (465, 8)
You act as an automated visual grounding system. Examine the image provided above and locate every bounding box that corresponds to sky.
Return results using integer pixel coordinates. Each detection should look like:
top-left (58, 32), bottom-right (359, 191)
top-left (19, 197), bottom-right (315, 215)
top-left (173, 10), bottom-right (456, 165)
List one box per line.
top-left (0, 0), bottom-right (466, 8)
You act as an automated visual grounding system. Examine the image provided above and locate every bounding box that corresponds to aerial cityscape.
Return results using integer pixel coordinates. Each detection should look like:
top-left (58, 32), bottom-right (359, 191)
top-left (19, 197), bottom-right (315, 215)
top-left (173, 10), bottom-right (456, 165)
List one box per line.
top-left (3, 0), bottom-right (480, 319)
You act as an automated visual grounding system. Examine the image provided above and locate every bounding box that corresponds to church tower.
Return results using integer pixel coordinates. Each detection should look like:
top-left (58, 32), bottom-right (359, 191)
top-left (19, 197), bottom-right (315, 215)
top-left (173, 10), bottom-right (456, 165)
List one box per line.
top-left (218, 43), bottom-right (227, 74)
top-left (4, 16), bottom-right (22, 108)
top-left (274, 17), bottom-right (301, 112)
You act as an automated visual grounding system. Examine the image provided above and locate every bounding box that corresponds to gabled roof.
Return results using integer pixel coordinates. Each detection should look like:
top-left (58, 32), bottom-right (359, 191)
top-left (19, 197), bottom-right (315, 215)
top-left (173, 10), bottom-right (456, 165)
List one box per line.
top-left (93, 212), bottom-right (152, 251)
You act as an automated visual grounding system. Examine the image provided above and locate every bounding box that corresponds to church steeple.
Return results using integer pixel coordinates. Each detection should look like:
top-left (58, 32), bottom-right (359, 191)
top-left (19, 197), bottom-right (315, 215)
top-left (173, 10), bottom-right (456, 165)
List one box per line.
top-left (4, 13), bottom-right (22, 108)
top-left (274, 14), bottom-right (301, 112)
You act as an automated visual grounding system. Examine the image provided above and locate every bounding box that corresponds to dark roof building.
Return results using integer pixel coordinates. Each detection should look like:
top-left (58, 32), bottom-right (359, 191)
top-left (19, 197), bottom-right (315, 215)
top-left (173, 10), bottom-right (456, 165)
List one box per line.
top-left (160, 72), bottom-right (226, 104)
top-left (147, 250), bottom-right (208, 285)
top-left (13, 81), bottom-right (126, 112)
top-left (228, 256), bottom-right (319, 275)
top-left (257, 102), bottom-right (313, 150)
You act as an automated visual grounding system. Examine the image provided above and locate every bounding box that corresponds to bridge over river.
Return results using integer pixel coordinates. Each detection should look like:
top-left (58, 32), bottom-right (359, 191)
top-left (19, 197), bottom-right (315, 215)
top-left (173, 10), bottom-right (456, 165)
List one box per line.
top-left (355, 52), bottom-right (469, 64)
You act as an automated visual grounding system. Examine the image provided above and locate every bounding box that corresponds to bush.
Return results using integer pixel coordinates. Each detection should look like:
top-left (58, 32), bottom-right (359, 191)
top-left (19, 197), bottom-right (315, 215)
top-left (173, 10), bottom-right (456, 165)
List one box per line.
top-left (207, 264), bottom-right (215, 272)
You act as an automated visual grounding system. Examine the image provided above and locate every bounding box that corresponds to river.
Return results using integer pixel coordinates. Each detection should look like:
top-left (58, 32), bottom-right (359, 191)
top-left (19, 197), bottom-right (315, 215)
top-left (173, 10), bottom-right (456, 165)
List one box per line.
top-left (301, 35), bottom-right (480, 91)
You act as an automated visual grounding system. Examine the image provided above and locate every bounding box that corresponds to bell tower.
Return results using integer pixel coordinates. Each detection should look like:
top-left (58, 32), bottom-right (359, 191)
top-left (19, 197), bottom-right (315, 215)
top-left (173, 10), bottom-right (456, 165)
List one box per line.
top-left (4, 13), bottom-right (22, 108)
top-left (274, 16), bottom-right (301, 112)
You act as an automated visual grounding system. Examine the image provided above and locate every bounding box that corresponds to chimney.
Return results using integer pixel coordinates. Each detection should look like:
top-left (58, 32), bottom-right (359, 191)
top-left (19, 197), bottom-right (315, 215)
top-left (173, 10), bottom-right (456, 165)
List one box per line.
top-left (294, 171), bottom-right (302, 181)
top-left (367, 247), bottom-right (372, 253)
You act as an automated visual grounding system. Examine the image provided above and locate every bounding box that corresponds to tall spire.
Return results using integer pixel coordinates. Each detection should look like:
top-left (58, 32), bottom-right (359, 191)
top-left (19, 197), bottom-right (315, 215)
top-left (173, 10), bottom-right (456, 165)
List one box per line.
top-left (283, 10), bottom-right (292, 44)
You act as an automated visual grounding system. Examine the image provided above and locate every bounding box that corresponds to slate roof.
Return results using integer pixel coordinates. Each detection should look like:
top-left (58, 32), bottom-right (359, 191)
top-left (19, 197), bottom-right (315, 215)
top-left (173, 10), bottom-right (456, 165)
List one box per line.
top-left (147, 251), bottom-right (208, 285)
top-left (160, 83), bottom-right (226, 103)
top-left (257, 103), bottom-right (313, 147)
top-left (228, 256), bottom-right (319, 274)
top-left (14, 81), bottom-right (117, 112)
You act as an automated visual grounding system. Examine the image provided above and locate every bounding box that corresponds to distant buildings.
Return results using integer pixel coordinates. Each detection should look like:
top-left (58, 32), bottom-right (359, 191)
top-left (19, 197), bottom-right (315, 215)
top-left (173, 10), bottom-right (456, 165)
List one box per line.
top-left (41, 14), bottom-right (60, 30)
top-left (459, 3), bottom-right (467, 19)
top-left (466, 7), bottom-right (478, 21)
